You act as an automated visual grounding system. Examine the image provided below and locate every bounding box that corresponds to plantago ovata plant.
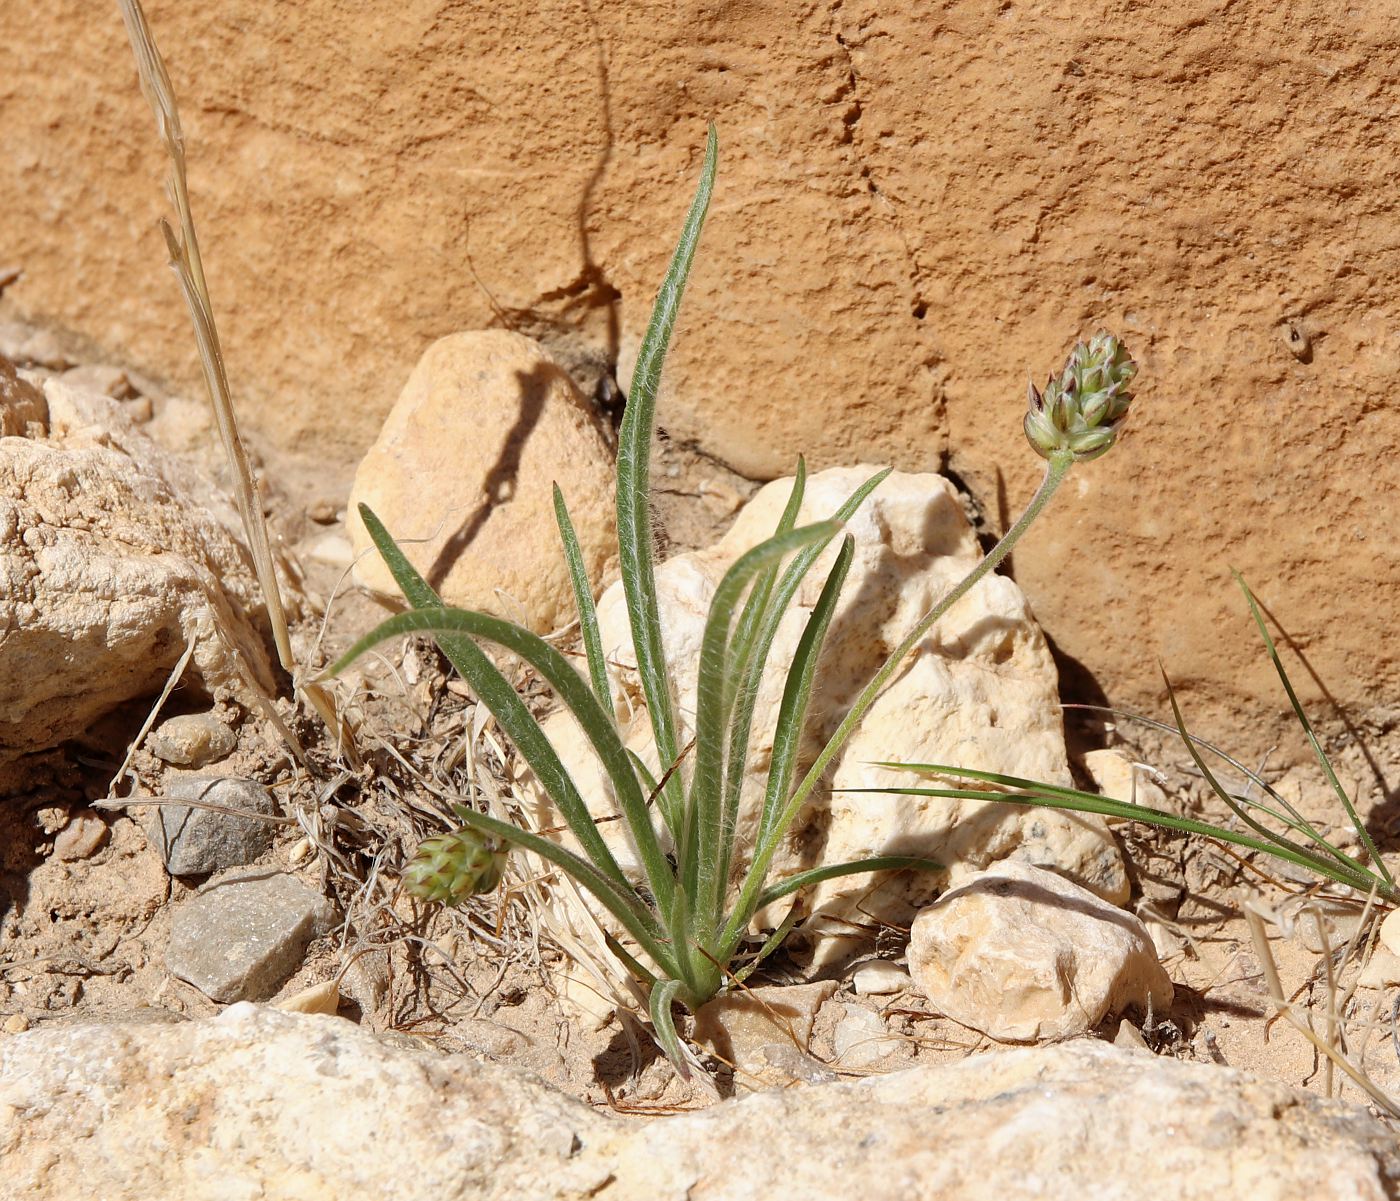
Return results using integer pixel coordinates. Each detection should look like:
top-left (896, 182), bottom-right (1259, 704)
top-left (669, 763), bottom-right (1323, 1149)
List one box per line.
top-left (329, 126), bottom-right (1140, 1068)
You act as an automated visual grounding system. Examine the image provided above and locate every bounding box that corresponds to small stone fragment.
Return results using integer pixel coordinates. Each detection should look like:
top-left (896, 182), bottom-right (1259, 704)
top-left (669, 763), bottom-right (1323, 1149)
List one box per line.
top-left (0, 352), bottom-right (48, 436)
top-left (908, 860), bottom-right (1173, 1043)
top-left (3, 1014), bottom-right (29, 1034)
top-left (692, 980), bottom-right (837, 1066)
top-left (53, 811), bottom-right (107, 861)
top-left (147, 712), bottom-right (237, 767)
top-left (851, 959), bottom-right (910, 996)
top-left (831, 1003), bottom-right (909, 1070)
top-left (148, 776), bottom-right (279, 877)
top-left (1357, 948), bottom-right (1400, 990)
top-left (60, 364), bottom-right (135, 399)
top-left (1114, 1019), bottom-right (1151, 1053)
top-left (1082, 748), bottom-right (1168, 818)
top-left (306, 499), bottom-right (340, 524)
top-left (736, 1041), bottom-right (837, 1090)
top-left (166, 870), bottom-right (338, 1003)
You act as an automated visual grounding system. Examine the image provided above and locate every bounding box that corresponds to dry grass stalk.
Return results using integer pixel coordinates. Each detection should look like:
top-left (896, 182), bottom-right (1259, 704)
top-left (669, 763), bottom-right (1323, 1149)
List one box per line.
top-left (116, 0), bottom-right (352, 757)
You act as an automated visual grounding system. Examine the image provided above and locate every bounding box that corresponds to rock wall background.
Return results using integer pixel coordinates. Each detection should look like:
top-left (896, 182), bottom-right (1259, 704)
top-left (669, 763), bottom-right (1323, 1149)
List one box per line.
top-left (3, 0), bottom-right (1399, 748)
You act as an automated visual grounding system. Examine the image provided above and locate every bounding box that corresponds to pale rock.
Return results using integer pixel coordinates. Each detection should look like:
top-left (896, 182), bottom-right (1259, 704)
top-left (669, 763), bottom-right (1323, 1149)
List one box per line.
top-left (59, 363), bottom-right (134, 400)
top-left (0, 322), bottom-right (71, 369)
top-left (146, 711), bottom-right (237, 767)
top-left (831, 1002), bottom-right (910, 1070)
top-left (736, 1041), bottom-right (837, 1090)
top-left (1083, 747), bottom-right (1169, 819)
top-left (1356, 948), bottom-right (1400, 991)
top-left (52, 811), bottom-right (107, 861)
top-left (908, 861), bottom-right (1173, 1043)
top-left (1379, 906), bottom-right (1400, 957)
top-left (1113, 1018), bottom-right (1152, 1053)
top-left (1, 1008), bottom-right (1395, 1200)
top-left (2, 1014), bottom-right (28, 1034)
top-left (692, 981), bottom-right (837, 1068)
top-left (348, 331), bottom-right (616, 633)
top-left (851, 959), bottom-right (910, 996)
top-left (166, 871), bottom-right (338, 1002)
top-left (0, 380), bottom-right (274, 765)
top-left (307, 531), bottom-right (354, 569)
top-left (534, 467), bottom-right (1124, 967)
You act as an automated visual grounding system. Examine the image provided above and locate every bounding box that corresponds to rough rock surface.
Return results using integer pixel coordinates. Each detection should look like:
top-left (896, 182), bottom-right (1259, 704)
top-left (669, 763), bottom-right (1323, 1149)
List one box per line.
top-left (0, 374), bottom-right (274, 770)
top-left (1, 1006), bottom-right (1396, 1200)
top-left (5, 2), bottom-right (1398, 749)
top-left (908, 861), bottom-right (1174, 1043)
top-left (165, 870), bottom-right (337, 1002)
top-left (347, 331), bottom-right (616, 632)
top-left (536, 467), bottom-right (1125, 964)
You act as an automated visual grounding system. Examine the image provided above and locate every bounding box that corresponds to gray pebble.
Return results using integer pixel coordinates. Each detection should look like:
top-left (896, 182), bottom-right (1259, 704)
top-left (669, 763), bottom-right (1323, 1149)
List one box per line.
top-left (148, 776), bottom-right (278, 877)
top-left (166, 870), bottom-right (338, 1003)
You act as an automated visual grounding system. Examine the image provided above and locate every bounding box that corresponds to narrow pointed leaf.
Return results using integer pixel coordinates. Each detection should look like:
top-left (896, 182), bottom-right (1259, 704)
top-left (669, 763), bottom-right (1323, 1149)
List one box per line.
top-left (554, 483), bottom-right (613, 708)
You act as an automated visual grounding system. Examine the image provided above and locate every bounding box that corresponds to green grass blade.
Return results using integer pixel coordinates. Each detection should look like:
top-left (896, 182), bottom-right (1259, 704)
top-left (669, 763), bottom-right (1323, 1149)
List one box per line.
top-left (450, 806), bottom-right (679, 978)
top-left (723, 458), bottom-right (806, 722)
top-left (713, 470), bottom-right (889, 934)
top-left (1235, 572), bottom-right (1394, 887)
top-left (752, 855), bottom-right (943, 911)
top-left (1061, 701), bottom-right (1351, 847)
top-left (616, 125), bottom-right (718, 831)
top-left (717, 535), bottom-right (857, 952)
top-left (716, 461), bottom-right (806, 890)
top-left (843, 777), bottom-right (1396, 902)
top-left (687, 522), bottom-right (839, 934)
top-left (554, 484), bottom-right (612, 708)
top-left (330, 604), bottom-right (677, 915)
top-left (648, 978), bottom-right (691, 1078)
top-left (1159, 669), bottom-right (1341, 866)
top-left (758, 535), bottom-right (854, 850)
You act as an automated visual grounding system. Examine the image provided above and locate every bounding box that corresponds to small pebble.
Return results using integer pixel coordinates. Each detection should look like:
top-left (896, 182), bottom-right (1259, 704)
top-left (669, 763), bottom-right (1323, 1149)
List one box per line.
top-left (852, 959), bottom-right (910, 996)
top-left (3, 1014), bottom-right (29, 1034)
top-left (123, 395), bottom-right (154, 424)
top-left (166, 870), bottom-right (338, 1003)
top-left (306, 534), bottom-right (353, 569)
top-left (148, 712), bottom-right (237, 767)
top-left (148, 776), bottom-right (279, 877)
top-left (54, 812), bottom-right (108, 861)
top-left (306, 499), bottom-right (340, 524)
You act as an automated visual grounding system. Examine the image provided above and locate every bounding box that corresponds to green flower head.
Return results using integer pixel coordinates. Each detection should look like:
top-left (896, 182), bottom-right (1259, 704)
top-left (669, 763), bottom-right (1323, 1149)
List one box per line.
top-left (401, 826), bottom-right (506, 906)
top-left (1024, 332), bottom-right (1137, 462)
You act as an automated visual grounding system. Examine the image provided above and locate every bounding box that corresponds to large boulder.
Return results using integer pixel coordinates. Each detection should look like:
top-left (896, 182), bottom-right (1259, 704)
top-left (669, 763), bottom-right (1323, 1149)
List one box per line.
top-left (0, 370), bottom-right (274, 774)
top-left (0, 1005), bottom-right (1394, 1199)
top-left (347, 331), bottom-right (615, 633)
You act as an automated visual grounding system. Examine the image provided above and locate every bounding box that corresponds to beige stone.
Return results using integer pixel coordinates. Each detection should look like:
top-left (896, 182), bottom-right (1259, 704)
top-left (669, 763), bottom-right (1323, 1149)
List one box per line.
top-left (1082, 748), bottom-right (1169, 820)
top-left (0, 386), bottom-right (274, 765)
top-left (692, 981), bottom-right (837, 1067)
top-left (535, 466), bottom-right (1124, 966)
top-left (348, 331), bottom-right (615, 633)
top-left (1, 1006), bottom-right (1395, 1200)
top-left (1379, 906), bottom-right (1400, 957)
top-left (908, 861), bottom-right (1174, 1044)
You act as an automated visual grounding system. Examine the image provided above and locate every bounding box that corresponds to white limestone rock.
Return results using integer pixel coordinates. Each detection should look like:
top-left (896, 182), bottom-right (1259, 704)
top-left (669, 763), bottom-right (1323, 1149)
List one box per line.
top-left (1, 1006), bottom-right (1395, 1200)
top-left (908, 861), bottom-right (1173, 1043)
top-left (0, 376), bottom-right (274, 770)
